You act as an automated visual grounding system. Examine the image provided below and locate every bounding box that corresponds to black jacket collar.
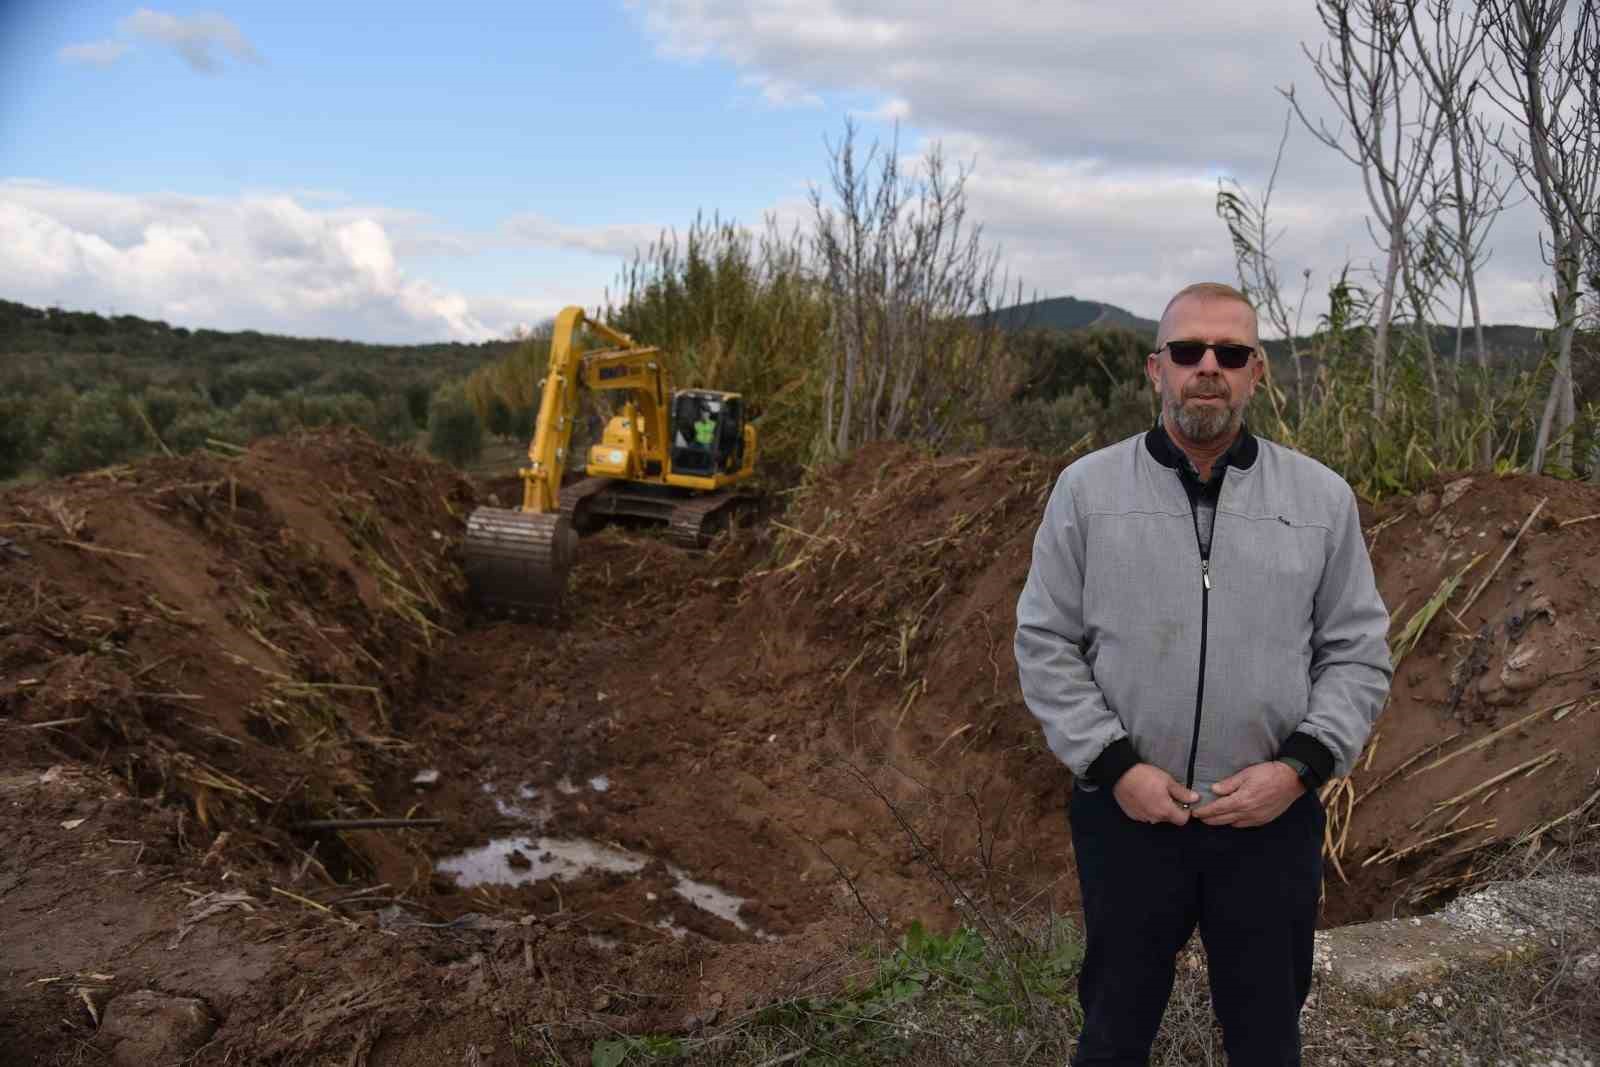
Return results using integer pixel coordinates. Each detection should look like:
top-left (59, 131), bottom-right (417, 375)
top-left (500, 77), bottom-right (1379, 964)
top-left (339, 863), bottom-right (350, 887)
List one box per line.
top-left (1144, 420), bottom-right (1257, 482)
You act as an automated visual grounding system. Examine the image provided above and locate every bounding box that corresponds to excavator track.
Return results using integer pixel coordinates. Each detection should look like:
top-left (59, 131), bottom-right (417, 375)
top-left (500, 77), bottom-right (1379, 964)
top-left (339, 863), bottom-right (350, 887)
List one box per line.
top-left (665, 490), bottom-right (747, 549)
top-left (461, 507), bottom-right (576, 618)
top-left (560, 477), bottom-right (750, 549)
top-left (557, 477), bottom-right (614, 535)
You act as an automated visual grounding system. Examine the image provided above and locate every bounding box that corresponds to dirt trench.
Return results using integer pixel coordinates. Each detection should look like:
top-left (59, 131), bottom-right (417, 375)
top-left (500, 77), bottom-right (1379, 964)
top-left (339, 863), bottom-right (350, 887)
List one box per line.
top-left (2, 431), bottom-right (1598, 1065)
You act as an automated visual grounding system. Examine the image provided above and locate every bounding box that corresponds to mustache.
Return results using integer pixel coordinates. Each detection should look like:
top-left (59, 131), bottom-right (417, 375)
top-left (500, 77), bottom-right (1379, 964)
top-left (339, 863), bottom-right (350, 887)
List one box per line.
top-left (1184, 382), bottom-right (1231, 399)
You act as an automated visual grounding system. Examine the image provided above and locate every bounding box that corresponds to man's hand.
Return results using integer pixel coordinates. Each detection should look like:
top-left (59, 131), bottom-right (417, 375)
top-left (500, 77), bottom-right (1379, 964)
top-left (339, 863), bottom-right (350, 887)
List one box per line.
top-left (1192, 761), bottom-right (1305, 828)
top-left (1112, 764), bottom-right (1201, 825)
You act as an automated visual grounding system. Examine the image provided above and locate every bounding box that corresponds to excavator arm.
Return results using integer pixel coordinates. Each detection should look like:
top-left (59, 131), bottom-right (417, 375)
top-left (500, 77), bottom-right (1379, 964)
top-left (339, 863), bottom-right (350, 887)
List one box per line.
top-left (519, 307), bottom-right (667, 512)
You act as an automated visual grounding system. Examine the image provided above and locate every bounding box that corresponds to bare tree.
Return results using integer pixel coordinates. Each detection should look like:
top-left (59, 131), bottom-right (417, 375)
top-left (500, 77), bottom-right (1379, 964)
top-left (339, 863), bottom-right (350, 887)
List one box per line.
top-left (1285, 0), bottom-right (1448, 420)
top-left (1216, 112), bottom-right (1313, 422)
top-left (1405, 0), bottom-right (1515, 466)
top-left (1397, 198), bottom-right (1453, 436)
top-left (810, 119), bottom-right (1008, 454)
top-left (1481, 0), bottom-right (1600, 473)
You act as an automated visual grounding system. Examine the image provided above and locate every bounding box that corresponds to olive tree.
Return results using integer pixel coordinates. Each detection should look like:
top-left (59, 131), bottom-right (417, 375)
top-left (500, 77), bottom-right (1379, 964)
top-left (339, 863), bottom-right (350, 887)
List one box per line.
top-left (426, 382), bottom-right (484, 467)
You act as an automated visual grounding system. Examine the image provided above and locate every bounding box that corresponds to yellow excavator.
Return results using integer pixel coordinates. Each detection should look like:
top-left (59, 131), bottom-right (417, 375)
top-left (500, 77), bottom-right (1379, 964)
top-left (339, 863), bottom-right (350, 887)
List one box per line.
top-left (461, 306), bottom-right (757, 616)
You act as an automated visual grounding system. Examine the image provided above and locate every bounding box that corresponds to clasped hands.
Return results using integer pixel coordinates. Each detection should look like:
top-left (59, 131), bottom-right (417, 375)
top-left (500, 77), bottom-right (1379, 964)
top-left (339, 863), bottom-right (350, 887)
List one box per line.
top-left (1110, 761), bottom-right (1304, 828)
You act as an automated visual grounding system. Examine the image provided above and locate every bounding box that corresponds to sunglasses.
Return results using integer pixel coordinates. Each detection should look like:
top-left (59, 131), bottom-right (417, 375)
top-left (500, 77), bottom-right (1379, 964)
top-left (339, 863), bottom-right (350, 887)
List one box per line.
top-left (1163, 341), bottom-right (1256, 369)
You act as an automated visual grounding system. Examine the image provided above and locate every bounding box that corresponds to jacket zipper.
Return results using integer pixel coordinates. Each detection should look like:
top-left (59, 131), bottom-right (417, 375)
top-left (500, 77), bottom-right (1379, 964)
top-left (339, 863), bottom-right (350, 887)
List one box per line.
top-left (1184, 497), bottom-right (1211, 791)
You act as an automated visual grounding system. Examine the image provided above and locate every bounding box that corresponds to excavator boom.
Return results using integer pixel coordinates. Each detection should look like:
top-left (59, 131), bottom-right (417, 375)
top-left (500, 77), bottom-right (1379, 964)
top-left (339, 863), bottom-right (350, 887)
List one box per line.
top-left (519, 307), bottom-right (653, 513)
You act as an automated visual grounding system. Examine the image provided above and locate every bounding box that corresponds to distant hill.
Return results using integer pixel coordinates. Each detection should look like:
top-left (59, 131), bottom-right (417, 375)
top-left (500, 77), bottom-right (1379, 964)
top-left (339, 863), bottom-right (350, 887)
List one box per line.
top-left (0, 298), bottom-right (520, 386)
top-left (988, 294), bottom-right (1552, 370)
top-left (988, 295), bottom-right (1159, 336)
top-left (1260, 322), bottom-right (1550, 371)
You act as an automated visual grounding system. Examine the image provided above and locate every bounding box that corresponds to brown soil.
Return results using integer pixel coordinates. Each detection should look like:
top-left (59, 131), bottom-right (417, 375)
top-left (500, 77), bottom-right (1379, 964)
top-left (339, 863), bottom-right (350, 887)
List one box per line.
top-left (1323, 472), bottom-right (1600, 923)
top-left (3, 431), bottom-right (1597, 1064)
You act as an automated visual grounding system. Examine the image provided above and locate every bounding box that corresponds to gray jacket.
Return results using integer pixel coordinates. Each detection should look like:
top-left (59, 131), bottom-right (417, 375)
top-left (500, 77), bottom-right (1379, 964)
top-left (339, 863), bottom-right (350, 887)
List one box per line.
top-left (1014, 428), bottom-right (1392, 803)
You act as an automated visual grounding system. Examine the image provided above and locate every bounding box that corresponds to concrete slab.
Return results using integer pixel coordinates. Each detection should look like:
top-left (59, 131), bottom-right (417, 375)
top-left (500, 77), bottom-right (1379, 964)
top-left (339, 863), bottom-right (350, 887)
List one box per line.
top-left (1314, 914), bottom-right (1531, 1006)
top-left (1314, 875), bottom-right (1600, 1007)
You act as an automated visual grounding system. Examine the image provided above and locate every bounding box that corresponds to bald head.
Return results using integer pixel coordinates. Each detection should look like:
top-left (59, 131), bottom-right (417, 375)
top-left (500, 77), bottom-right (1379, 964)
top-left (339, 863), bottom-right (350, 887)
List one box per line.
top-left (1156, 282), bottom-right (1260, 349)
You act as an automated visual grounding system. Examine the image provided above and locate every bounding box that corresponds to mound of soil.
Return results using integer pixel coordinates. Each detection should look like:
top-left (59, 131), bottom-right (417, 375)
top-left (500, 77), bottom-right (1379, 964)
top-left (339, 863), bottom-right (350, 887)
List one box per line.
top-left (1324, 473), bottom-right (1600, 922)
top-left (0, 430), bottom-right (468, 844)
top-left (4, 431), bottom-right (1599, 1065)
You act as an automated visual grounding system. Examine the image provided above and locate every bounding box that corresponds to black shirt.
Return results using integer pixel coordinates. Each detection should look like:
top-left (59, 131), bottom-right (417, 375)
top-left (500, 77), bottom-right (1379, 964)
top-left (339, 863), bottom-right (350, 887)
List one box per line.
top-left (1145, 421), bottom-right (1257, 556)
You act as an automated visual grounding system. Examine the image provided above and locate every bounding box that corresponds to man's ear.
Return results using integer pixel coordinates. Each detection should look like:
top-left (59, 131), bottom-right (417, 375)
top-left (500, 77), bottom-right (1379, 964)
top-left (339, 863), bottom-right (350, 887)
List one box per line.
top-left (1146, 352), bottom-right (1162, 391)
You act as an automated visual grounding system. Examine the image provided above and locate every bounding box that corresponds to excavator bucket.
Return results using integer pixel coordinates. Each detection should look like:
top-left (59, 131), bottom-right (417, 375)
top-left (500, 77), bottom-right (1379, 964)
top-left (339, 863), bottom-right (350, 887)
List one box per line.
top-left (461, 507), bottom-right (577, 618)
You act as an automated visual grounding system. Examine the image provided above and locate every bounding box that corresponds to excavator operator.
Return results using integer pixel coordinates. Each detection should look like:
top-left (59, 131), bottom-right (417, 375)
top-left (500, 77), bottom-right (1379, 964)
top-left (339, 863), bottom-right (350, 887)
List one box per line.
top-left (693, 408), bottom-right (717, 449)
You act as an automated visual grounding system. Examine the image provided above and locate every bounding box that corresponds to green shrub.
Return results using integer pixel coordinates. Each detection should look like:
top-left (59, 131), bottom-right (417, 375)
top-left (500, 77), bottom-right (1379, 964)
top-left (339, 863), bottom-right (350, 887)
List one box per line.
top-left (427, 382), bottom-right (483, 467)
top-left (141, 385), bottom-right (212, 443)
top-left (0, 394), bottom-right (36, 478)
top-left (371, 393), bottom-right (417, 446)
top-left (404, 381), bottom-right (431, 428)
top-left (167, 409), bottom-right (238, 453)
top-left (41, 386), bottom-right (139, 475)
top-left (233, 391), bottom-right (290, 438)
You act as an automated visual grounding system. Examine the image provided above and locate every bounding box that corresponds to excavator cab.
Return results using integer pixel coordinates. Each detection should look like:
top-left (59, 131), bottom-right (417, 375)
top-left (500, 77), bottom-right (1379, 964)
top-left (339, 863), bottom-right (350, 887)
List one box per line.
top-left (670, 390), bottom-right (744, 477)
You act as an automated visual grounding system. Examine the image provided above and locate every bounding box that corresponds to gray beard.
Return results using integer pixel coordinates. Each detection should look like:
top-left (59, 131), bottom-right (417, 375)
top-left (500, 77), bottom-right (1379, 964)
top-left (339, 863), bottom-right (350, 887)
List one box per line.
top-left (1164, 387), bottom-right (1243, 443)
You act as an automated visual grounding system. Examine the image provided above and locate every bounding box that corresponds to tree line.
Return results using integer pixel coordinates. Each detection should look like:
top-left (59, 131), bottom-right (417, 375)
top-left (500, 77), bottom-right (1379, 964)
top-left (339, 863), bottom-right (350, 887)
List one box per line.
top-left (0, 299), bottom-right (517, 481)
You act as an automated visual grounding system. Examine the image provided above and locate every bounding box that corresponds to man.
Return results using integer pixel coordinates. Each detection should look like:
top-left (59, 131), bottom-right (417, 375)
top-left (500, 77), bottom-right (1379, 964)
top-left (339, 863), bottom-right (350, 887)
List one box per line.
top-left (694, 409), bottom-right (718, 448)
top-left (1014, 282), bottom-right (1391, 1066)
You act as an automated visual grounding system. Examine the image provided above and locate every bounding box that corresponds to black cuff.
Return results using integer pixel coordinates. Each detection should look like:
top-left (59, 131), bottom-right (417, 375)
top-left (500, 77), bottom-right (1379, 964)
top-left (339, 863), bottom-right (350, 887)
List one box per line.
top-left (1277, 732), bottom-right (1335, 789)
top-left (1087, 738), bottom-right (1139, 789)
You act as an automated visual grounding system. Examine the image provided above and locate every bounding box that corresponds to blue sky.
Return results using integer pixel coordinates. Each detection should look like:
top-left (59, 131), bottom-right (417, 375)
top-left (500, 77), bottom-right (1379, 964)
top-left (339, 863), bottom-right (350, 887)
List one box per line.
top-left (0, 2), bottom-right (1557, 342)
top-left (4, 3), bottom-right (833, 215)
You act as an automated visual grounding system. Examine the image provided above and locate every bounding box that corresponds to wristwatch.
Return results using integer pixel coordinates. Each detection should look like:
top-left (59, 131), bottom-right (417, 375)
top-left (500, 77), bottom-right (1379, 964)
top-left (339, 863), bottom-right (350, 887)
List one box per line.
top-left (1277, 756), bottom-right (1315, 791)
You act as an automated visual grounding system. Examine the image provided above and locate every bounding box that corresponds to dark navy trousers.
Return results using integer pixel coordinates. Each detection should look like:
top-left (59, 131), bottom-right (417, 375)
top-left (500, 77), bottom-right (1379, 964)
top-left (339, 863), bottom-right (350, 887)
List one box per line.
top-left (1068, 783), bottom-right (1324, 1066)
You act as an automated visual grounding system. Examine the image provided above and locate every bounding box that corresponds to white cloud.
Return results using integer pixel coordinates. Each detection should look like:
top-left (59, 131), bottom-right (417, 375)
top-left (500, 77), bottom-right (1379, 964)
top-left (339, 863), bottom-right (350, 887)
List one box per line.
top-left (631, 1), bottom-right (1321, 165)
top-left (739, 74), bottom-right (823, 110)
top-left (0, 182), bottom-right (678, 341)
top-left (467, 294), bottom-right (592, 339)
top-left (120, 8), bottom-right (262, 73)
top-left (633, 0), bottom-right (1557, 328)
top-left (923, 130), bottom-right (1553, 331)
top-left (0, 181), bottom-right (516, 342)
top-left (856, 97), bottom-right (911, 123)
top-left (58, 40), bottom-right (132, 67)
top-left (501, 213), bottom-right (665, 259)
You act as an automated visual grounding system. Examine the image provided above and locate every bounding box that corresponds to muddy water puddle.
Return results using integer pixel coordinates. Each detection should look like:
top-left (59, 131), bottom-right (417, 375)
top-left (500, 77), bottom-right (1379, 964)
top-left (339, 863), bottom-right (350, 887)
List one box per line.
top-left (437, 835), bottom-right (646, 885)
top-left (436, 776), bottom-right (770, 940)
top-left (671, 871), bottom-right (754, 931)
